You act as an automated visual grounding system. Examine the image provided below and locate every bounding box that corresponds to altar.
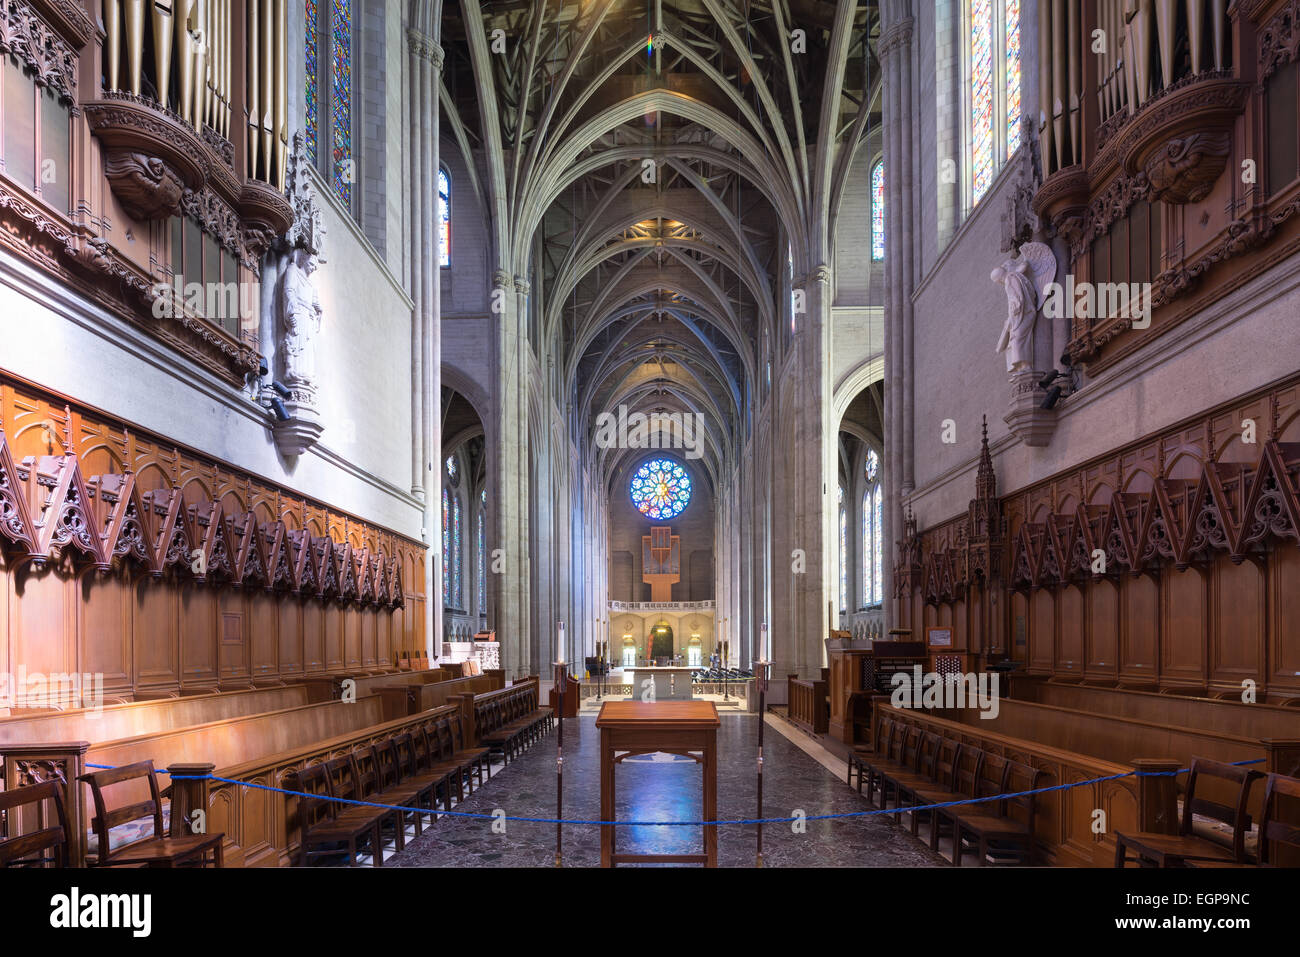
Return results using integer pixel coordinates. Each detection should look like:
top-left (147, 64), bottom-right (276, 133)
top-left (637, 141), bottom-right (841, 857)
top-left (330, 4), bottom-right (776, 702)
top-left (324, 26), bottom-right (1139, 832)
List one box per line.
top-left (624, 666), bottom-right (696, 701)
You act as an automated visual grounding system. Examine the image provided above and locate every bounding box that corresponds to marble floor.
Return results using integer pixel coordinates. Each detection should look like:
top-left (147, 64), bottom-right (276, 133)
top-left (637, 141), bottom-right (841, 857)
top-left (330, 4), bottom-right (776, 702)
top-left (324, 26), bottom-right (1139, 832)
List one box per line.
top-left (388, 712), bottom-right (946, 868)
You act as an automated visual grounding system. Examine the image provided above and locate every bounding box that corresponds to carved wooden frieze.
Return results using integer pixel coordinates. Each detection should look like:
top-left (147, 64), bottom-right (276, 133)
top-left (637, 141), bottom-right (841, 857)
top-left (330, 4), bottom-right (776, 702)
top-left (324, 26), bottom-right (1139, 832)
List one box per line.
top-left (1259, 0), bottom-right (1300, 81)
top-left (0, 0), bottom-right (76, 102)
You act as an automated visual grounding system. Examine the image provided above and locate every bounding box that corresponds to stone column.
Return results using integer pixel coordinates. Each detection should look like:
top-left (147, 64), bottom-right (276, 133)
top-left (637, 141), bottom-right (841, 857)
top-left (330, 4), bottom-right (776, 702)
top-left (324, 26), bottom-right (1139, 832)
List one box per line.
top-left (492, 272), bottom-right (531, 677)
top-left (879, 10), bottom-right (915, 630)
top-left (407, 24), bottom-right (444, 660)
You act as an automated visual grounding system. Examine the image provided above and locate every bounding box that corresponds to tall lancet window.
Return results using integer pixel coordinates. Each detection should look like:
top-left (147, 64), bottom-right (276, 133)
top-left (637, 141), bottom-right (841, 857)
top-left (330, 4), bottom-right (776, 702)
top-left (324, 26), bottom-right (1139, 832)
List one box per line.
top-left (839, 486), bottom-right (848, 614)
top-left (967, 0), bottom-right (1023, 207)
top-left (441, 487), bottom-right (450, 606)
top-left (863, 449), bottom-right (882, 606)
top-left (1005, 0), bottom-right (1022, 154)
top-left (870, 159), bottom-right (885, 261)
top-left (305, 0), bottom-right (355, 207)
top-left (438, 168), bottom-right (451, 267)
top-left (476, 488), bottom-right (486, 615)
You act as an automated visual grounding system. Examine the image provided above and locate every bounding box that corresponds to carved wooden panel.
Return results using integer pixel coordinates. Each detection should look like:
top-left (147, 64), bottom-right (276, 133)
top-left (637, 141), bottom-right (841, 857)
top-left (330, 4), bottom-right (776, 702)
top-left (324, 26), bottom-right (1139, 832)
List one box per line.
top-left (897, 375), bottom-right (1300, 701)
top-left (0, 376), bottom-right (427, 697)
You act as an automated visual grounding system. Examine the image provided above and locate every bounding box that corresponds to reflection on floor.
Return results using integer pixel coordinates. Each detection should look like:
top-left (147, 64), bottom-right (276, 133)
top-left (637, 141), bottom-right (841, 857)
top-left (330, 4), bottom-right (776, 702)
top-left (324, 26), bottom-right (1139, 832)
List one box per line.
top-left (388, 712), bottom-right (946, 867)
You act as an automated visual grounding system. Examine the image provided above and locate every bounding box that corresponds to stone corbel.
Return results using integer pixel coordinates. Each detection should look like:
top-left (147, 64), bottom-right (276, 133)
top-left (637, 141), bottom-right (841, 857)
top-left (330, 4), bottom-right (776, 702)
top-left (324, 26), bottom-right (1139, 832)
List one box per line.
top-left (1003, 370), bottom-right (1059, 448)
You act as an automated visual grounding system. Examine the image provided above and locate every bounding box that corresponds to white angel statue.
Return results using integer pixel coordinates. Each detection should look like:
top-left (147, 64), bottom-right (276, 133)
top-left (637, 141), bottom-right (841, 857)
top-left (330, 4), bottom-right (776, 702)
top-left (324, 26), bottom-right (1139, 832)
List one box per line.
top-left (992, 241), bottom-right (1057, 375)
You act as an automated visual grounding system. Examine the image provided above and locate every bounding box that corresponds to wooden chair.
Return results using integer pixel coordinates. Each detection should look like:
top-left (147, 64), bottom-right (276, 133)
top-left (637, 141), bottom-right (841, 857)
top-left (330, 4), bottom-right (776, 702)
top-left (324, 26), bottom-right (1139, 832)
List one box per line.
top-left (410, 724), bottom-right (459, 811)
top-left (926, 744), bottom-right (984, 853)
top-left (370, 737), bottom-right (435, 841)
top-left (447, 714), bottom-right (490, 787)
top-left (78, 761), bottom-right (224, 867)
top-left (1259, 773), bottom-right (1300, 866)
top-left (0, 780), bottom-right (70, 868)
top-left (949, 756), bottom-right (1043, 866)
top-left (856, 717), bottom-right (900, 803)
top-left (293, 759), bottom-right (387, 867)
top-left (1114, 757), bottom-right (1263, 867)
top-left (877, 726), bottom-right (927, 816)
top-left (900, 736), bottom-right (963, 839)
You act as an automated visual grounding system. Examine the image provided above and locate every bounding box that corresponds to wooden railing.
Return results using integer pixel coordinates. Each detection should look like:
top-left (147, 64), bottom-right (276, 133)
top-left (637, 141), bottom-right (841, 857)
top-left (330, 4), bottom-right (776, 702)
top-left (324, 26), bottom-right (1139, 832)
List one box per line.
top-left (787, 675), bottom-right (829, 736)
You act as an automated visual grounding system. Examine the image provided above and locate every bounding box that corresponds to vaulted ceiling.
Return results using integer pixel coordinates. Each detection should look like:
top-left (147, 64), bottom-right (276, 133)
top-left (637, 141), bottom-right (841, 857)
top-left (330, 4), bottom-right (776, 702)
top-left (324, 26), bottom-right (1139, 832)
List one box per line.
top-left (441, 0), bottom-right (882, 495)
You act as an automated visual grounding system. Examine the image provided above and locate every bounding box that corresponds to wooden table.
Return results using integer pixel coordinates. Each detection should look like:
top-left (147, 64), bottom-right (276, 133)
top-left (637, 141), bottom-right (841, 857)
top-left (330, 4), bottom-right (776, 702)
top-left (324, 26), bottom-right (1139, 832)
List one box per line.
top-left (594, 700), bottom-right (720, 867)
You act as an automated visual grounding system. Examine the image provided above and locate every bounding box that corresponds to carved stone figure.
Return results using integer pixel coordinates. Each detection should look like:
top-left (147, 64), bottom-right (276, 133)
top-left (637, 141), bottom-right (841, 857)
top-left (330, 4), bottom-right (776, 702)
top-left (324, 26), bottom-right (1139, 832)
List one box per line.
top-left (992, 241), bottom-right (1057, 375)
top-left (278, 248), bottom-right (322, 386)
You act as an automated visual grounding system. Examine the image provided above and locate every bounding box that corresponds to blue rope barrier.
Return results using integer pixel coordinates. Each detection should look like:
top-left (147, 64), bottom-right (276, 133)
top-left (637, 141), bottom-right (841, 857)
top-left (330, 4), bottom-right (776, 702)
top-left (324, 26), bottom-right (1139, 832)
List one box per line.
top-left (77, 757), bottom-right (1264, 828)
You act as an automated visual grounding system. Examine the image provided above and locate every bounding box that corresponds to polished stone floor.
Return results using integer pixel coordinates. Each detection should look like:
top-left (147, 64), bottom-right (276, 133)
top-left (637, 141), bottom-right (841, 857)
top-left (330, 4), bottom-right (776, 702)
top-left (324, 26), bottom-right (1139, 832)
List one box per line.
top-left (390, 713), bottom-right (945, 868)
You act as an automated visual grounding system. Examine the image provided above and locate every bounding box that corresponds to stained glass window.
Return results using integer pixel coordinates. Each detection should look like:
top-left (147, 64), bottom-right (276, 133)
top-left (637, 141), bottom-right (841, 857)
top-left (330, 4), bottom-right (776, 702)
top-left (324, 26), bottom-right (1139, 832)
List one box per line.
top-left (305, 0), bottom-right (353, 206)
top-left (839, 486), bottom-right (848, 613)
top-left (872, 486), bottom-right (883, 603)
top-left (452, 494), bottom-right (462, 609)
top-left (970, 0), bottom-right (995, 204)
top-left (863, 449), bottom-right (883, 607)
top-left (871, 160), bottom-right (885, 261)
top-left (477, 488), bottom-right (486, 614)
top-left (1005, 0), bottom-right (1022, 154)
top-left (305, 0), bottom-right (319, 164)
top-left (445, 454), bottom-right (457, 485)
top-left (630, 458), bottom-right (692, 520)
top-left (330, 0), bottom-right (352, 204)
top-left (438, 168), bottom-right (451, 268)
top-left (441, 487), bottom-right (450, 606)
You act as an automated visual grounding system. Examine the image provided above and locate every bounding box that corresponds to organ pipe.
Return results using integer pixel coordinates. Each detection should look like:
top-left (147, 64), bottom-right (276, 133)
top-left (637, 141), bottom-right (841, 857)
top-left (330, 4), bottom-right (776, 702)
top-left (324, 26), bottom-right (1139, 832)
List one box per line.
top-left (1039, 0), bottom-right (1054, 174)
top-left (152, 1), bottom-right (173, 109)
top-left (1052, 0), bottom-right (1067, 172)
top-left (247, 0), bottom-right (259, 176)
top-left (275, 0), bottom-right (287, 190)
top-left (1185, 0), bottom-right (1204, 75)
top-left (1068, 0), bottom-right (1081, 164)
top-left (126, 0), bottom-right (144, 95)
top-left (105, 0), bottom-right (121, 92)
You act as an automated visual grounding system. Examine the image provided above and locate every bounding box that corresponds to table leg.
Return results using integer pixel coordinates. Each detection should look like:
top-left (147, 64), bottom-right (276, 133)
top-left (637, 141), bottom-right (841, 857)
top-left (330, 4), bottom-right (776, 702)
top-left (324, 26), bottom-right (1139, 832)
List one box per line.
top-left (704, 733), bottom-right (717, 867)
top-left (601, 730), bottom-right (613, 867)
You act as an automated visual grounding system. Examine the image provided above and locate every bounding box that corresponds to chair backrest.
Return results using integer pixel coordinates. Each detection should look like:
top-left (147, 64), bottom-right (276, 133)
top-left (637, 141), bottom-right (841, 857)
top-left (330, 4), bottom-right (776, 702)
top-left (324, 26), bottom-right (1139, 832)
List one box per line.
top-left (1260, 773), bottom-right (1300, 865)
top-left (449, 714), bottom-right (468, 751)
top-left (951, 744), bottom-right (984, 798)
top-left (294, 762), bottom-right (339, 827)
top-left (916, 731), bottom-right (942, 778)
top-left (0, 780), bottom-right (70, 868)
top-left (886, 721), bottom-right (907, 761)
top-left (1000, 760), bottom-right (1045, 830)
top-left (933, 737), bottom-right (961, 788)
top-left (435, 718), bottom-right (454, 758)
top-left (974, 753), bottom-right (1011, 805)
top-left (78, 760), bottom-right (166, 860)
top-left (899, 726), bottom-right (924, 771)
top-left (873, 716), bottom-right (894, 753)
top-left (370, 739), bottom-right (401, 793)
top-left (1180, 757), bottom-right (1263, 861)
top-left (393, 733), bottom-right (420, 781)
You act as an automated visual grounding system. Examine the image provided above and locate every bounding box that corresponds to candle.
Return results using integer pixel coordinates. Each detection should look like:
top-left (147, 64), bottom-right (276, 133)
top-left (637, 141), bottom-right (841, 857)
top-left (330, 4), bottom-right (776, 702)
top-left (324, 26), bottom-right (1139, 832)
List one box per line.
top-left (557, 620), bottom-right (566, 665)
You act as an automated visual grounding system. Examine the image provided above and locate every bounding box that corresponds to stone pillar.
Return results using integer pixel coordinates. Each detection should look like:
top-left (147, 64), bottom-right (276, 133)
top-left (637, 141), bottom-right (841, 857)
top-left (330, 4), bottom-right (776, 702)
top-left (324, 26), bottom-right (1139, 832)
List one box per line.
top-left (493, 271), bottom-right (531, 678)
top-left (879, 9), bottom-right (916, 630)
top-left (407, 23), bottom-right (444, 660)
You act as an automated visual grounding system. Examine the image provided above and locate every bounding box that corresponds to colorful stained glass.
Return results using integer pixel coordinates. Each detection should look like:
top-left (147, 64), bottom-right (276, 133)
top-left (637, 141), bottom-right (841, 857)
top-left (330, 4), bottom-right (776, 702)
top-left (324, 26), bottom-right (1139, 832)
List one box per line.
top-left (862, 488), bottom-right (873, 606)
top-left (1005, 0), bottom-right (1022, 154)
top-left (866, 448), bottom-right (879, 482)
top-left (330, 0), bottom-right (352, 205)
top-left (970, 0), bottom-right (994, 204)
top-left (477, 488), bottom-right (486, 614)
top-left (445, 454), bottom-right (457, 484)
top-left (630, 458), bottom-right (692, 520)
top-left (442, 487), bottom-right (450, 605)
top-left (305, 0), bottom-right (319, 164)
top-left (871, 160), bottom-right (885, 261)
top-left (438, 168), bottom-right (450, 267)
top-left (839, 487), bottom-right (847, 613)
top-left (872, 487), bottom-right (883, 604)
top-left (452, 494), bottom-right (462, 609)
